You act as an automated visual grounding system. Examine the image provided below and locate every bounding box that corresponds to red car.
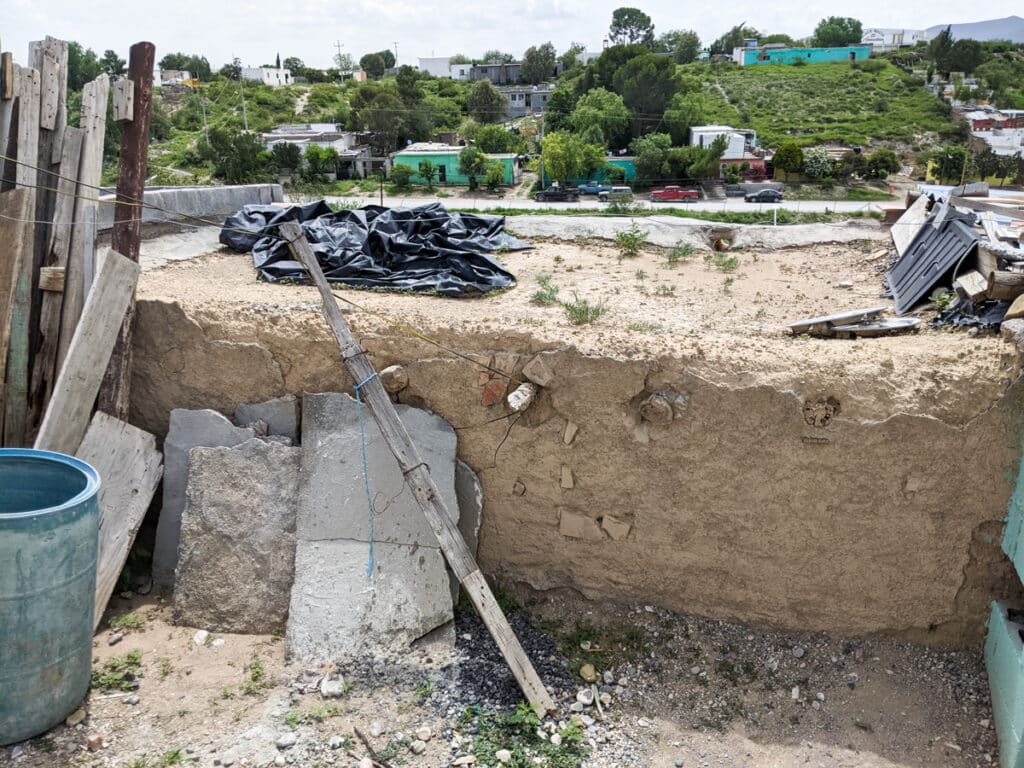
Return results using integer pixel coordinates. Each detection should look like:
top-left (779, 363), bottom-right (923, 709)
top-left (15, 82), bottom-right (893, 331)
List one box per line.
top-left (649, 185), bottom-right (699, 202)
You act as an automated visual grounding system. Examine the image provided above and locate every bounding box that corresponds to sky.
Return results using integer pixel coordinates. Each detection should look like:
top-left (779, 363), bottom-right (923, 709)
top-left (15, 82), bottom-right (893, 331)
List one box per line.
top-left (4, 0), bottom-right (1022, 72)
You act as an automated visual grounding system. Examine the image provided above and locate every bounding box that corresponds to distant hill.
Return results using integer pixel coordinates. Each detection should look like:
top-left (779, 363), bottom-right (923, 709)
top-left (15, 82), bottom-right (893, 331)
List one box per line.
top-left (925, 16), bottom-right (1024, 43)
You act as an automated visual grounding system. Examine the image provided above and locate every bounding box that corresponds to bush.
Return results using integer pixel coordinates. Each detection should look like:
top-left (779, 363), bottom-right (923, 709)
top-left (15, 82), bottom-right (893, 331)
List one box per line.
top-left (390, 162), bottom-right (415, 189)
top-left (614, 224), bottom-right (646, 259)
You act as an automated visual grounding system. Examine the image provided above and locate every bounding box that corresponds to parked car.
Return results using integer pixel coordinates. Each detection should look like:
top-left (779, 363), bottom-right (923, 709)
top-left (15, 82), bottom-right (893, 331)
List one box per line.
top-left (535, 185), bottom-right (579, 203)
top-left (598, 186), bottom-right (633, 202)
top-left (744, 188), bottom-right (784, 203)
top-left (649, 185), bottom-right (699, 203)
top-left (576, 181), bottom-right (612, 195)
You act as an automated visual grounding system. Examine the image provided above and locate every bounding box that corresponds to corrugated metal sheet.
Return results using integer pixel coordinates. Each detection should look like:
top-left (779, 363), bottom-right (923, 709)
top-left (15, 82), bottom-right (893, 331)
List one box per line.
top-left (888, 204), bottom-right (979, 314)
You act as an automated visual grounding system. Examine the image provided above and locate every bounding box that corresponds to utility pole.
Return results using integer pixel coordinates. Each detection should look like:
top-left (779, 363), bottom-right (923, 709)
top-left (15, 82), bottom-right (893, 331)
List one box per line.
top-left (334, 40), bottom-right (344, 66)
top-left (538, 112), bottom-right (545, 190)
top-left (393, 42), bottom-right (399, 65)
top-left (199, 85), bottom-right (209, 144)
top-left (240, 74), bottom-right (249, 132)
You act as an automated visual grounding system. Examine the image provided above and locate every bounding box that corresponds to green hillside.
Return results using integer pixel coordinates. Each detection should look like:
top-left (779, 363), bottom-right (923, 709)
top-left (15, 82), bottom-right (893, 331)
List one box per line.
top-left (687, 61), bottom-right (963, 148)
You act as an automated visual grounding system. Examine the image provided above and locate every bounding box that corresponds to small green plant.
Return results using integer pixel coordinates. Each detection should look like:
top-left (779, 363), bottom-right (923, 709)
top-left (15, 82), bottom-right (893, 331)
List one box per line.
top-left (723, 277), bottom-right (735, 292)
top-left (91, 649), bottom-right (143, 692)
top-left (157, 656), bottom-right (172, 679)
top-left (221, 687), bottom-right (235, 699)
top-left (284, 709), bottom-right (304, 728)
top-left (615, 224), bottom-right (646, 260)
top-left (627, 322), bottom-right (664, 333)
top-left (562, 293), bottom-right (608, 325)
top-left (160, 748), bottom-right (184, 766)
top-left (654, 285), bottom-right (676, 296)
top-left (854, 719), bottom-right (874, 732)
top-left (463, 702), bottom-right (587, 768)
top-left (531, 274), bottom-right (560, 305)
top-left (705, 252), bottom-right (740, 272)
top-left (665, 242), bottom-right (694, 267)
top-left (110, 612), bottom-right (146, 631)
top-left (553, 254), bottom-right (564, 264)
top-left (376, 736), bottom-right (413, 762)
top-left (634, 270), bottom-right (646, 281)
top-left (414, 678), bottom-right (435, 704)
top-left (242, 655), bottom-right (267, 695)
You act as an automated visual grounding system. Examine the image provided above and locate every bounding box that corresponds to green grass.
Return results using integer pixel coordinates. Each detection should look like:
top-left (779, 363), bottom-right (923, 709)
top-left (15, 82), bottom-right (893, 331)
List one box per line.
top-left (457, 206), bottom-right (882, 225)
top-left (462, 703), bottom-right (587, 768)
top-left (91, 650), bottom-right (143, 692)
top-left (531, 274), bottom-right (560, 305)
top-left (562, 293), bottom-right (608, 325)
top-left (109, 612), bottom-right (146, 631)
top-left (614, 223), bottom-right (646, 260)
top-left (666, 241), bottom-right (695, 267)
top-left (783, 183), bottom-right (897, 201)
top-left (556, 620), bottom-right (649, 677)
top-left (687, 60), bottom-right (961, 148)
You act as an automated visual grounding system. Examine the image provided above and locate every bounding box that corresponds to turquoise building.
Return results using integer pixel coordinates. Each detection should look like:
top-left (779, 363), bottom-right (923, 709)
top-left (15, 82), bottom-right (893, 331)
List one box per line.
top-left (391, 143), bottom-right (519, 186)
top-left (735, 46), bottom-right (871, 66)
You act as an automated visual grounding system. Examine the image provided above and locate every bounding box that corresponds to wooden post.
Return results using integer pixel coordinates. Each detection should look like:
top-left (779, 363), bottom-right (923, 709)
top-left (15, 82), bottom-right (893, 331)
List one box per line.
top-left (98, 42), bottom-right (154, 420)
top-left (0, 188), bottom-right (35, 428)
top-left (278, 221), bottom-right (556, 717)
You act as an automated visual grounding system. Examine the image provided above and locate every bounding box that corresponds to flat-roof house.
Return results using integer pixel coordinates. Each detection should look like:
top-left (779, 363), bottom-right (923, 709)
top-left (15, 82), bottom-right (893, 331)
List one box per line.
top-left (470, 62), bottom-right (522, 85)
top-left (733, 45), bottom-right (870, 66)
top-left (417, 57), bottom-right (452, 78)
top-left (500, 85), bottom-right (552, 118)
top-left (391, 142), bottom-right (520, 185)
top-left (262, 123), bottom-right (374, 178)
top-left (242, 67), bottom-right (292, 87)
top-left (861, 28), bottom-right (929, 51)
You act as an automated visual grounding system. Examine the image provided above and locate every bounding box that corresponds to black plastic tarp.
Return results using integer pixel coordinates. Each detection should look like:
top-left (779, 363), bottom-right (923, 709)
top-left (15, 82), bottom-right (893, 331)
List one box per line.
top-left (219, 201), bottom-right (527, 296)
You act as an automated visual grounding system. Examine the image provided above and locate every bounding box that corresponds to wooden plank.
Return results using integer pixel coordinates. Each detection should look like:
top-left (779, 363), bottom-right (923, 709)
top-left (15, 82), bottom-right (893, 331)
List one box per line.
top-left (1, 53), bottom-right (13, 100)
top-left (31, 127), bottom-right (84, 410)
top-left (47, 38), bottom-right (68, 164)
top-left (953, 270), bottom-right (989, 303)
top-left (981, 212), bottom-right (1001, 244)
top-left (99, 42), bottom-right (155, 420)
top-left (279, 221), bottom-right (557, 717)
top-left (0, 63), bottom-right (17, 190)
top-left (3, 67), bottom-right (41, 447)
top-left (76, 411), bottom-right (163, 630)
top-left (57, 74), bottom-right (108, 374)
top-left (34, 248), bottom-right (140, 455)
top-left (36, 43), bottom-right (60, 130)
top-left (38, 266), bottom-right (64, 292)
top-left (112, 79), bottom-right (133, 123)
top-left (951, 196), bottom-right (1024, 222)
top-left (987, 270), bottom-right (1024, 301)
top-left (892, 194), bottom-right (930, 258)
top-left (0, 188), bottom-right (35, 424)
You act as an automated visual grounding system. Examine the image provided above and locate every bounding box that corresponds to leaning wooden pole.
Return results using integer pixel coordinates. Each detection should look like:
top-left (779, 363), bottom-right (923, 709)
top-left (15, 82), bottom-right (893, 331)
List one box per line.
top-left (279, 221), bottom-right (556, 717)
top-left (99, 41), bottom-right (155, 419)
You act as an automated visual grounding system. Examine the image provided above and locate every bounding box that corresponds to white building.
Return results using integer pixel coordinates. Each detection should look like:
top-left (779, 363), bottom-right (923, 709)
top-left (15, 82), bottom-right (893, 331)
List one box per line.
top-left (861, 28), bottom-right (929, 51)
top-left (450, 63), bottom-right (471, 80)
top-left (689, 125), bottom-right (757, 160)
top-left (418, 57), bottom-right (452, 78)
top-left (241, 67), bottom-right (292, 87)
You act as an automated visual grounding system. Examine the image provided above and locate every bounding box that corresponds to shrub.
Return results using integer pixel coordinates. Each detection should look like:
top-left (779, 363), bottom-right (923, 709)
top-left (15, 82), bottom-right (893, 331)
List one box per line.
top-left (390, 162), bottom-right (415, 189)
top-left (562, 293), bottom-right (608, 325)
top-left (614, 224), bottom-right (646, 259)
top-left (531, 274), bottom-right (560, 305)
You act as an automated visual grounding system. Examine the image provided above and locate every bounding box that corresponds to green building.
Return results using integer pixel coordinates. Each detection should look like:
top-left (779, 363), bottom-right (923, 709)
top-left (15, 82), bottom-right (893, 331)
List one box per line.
top-left (391, 143), bottom-right (520, 186)
top-left (736, 45), bottom-right (871, 66)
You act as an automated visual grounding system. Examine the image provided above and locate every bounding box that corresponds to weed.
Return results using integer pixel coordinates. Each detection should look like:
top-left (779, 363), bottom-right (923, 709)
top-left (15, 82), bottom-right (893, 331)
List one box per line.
top-left (110, 612), bottom-right (146, 631)
top-left (627, 322), bottom-right (664, 333)
top-left (376, 736), bottom-right (412, 762)
top-left (666, 242), bottom-right (695, 267)
top-left (157, 656), bottom-right (172, 679)
top-left (615, 224), bottom-right (646, 260)
top-left (160, 748), bottom-right (183, 766)
top-left (29, 736), bottom-right (55, 753)
top-left (463, 703), bottom-right (587, 768)
top-left (221, 688), bottom-right (235, 699)
top-left (531, 274), bottom-right (560, 305)
top-left (655, 285), bottom-right (676, 296)
top-left (562, 293), bottom-right (608, 325)
top-left (553, 254), bottom-right (564, 264)
top-left (723, 277), bottom-right (735, 292)
top-left (854, 719), bottom-right (874, 732)
top-left (414, 678), bottom-right (435, 704)
top-left (284, 709), bottom-right (304, 728)
top-left (634, 270), bottom-right (646, 281)
top-left (91, 650), bottom-right (143, 692)
top-left (242, 655), bottom-right (267, 695)
top-left (754, 308), bottom-right (767, 319)
top-left (705, 252), bottom-right (740, 272)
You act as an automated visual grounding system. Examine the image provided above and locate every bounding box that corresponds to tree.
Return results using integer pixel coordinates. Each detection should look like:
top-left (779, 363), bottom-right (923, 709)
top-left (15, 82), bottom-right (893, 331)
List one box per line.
top-left (101, 50), bottom-right (125, 77)
top-left (459, 146), bottom-right (490, 189)
top-left (418, 160), bottom-right (437, 189)
top-left (303, 144), bottom-right (339, 181)
top-left (569, 87), bottom-right (630, 149)
top-left (396, 65), bottom-right (424, 104)
top-left (612, 54), bottom-right (682, 136)
top-left (629, 132), bottom-right (672, 184)
top-left (866, 148), bottom-right (900, 179)
top-left (475, 123), bottom-right (512, 153)
top-left (837, 149), bottom-right (867, 179)
top-left (593, 43), bottom-right (649, 90)
top-left (559, 43), bottom-right (586, 72)
top-left (334, 52), bottom-right (356, 75)
top-left (948, 39), bottom-right (984, 74)
top-left (67, 42), bottom-right (103, 91)
top-left (802, 146), bottom-right (835, 180)
top-left (544, 86), bottom-right (578, 132)
top-left (673, 31), bottom-right (702, 64)
top-left (482, 50), bottom-right (515, 64)
top-left (540, 131), bottom-right (604, 183)
top-left (449, 54), bottom-right (472, 64)
top-left (773, 142), bottom-right (804, 178)
top-left (609, 7), bottom-right (655, 47)
top-left (360, 53), bottom-right (386, 79)
top-left (484, 161), bottom-right (506, 191)
top-left (204, 127), bottom-right (275, 183)
top-left (379, 49), bottom-right (396, 69)
top-left (813, 17), bottom-right (863, 47)
top-left (391, 162), bottom-right (415, 189)
top-left (271, 142), bottom-right (303, 171)
top-left (521, 42), bottom-right (557, 84)
top-left (218, 59), bottom-right (241, 80)
top-left (467, 79), bottom-right (506, 123)
top-left (761, 33), bottom-right (798, 46)
top-left (929, 27), bottom-right (954, 75)
top-left (933, 145), bottom-right (968, 183)
top-left (664, 91), bottom-right (708, 145)
top-left (283, 57), bottom-right (304, 72)
top-left (710, 25), bottom-right (759, 56)
top-left (159, 52), bottom-right (211, 80)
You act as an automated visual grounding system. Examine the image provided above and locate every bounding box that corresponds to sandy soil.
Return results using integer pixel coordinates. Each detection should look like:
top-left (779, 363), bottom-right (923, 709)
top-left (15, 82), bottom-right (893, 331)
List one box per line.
top-left (137, 232), bottom-right (1018, 425)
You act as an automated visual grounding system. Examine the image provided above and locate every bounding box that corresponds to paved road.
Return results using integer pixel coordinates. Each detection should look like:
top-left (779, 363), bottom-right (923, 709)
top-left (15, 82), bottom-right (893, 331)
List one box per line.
top-left (318, 192), bottom-right (883, 215)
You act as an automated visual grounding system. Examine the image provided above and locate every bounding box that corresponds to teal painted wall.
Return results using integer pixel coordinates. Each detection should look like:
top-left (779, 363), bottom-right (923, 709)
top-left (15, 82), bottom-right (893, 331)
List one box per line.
top-left (391, 152), bottom-right (516, 185)
top-left (1004, 430), bottom-right (1024, 583)
top-left (742, 47), bottom-right (870, 65)
top-left (543, 157), bottom-right (637, 186)
top-left (985, 602), bottom-right (1024, 768)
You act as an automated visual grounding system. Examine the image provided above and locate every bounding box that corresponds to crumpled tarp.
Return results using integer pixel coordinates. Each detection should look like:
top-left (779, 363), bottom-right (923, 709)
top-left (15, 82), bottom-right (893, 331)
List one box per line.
top-left (219, 201), bottom-right (527, 296)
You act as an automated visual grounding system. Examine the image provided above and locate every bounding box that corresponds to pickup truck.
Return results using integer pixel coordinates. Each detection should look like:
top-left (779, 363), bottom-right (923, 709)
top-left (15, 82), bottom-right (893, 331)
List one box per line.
top-left (649, 185), bottom-right (699, 202)
top-left (576, 182), bottom-right (612, 195)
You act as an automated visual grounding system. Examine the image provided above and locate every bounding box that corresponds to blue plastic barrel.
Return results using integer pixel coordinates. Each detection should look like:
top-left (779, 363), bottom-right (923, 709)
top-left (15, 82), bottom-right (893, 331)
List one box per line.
top-left (0, 449), bottom-right (100, 745)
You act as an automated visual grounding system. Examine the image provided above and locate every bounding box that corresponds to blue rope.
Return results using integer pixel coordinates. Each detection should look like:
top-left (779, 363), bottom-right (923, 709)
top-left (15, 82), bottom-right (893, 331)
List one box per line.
top-left (353, 372), bottom-right (380, 578)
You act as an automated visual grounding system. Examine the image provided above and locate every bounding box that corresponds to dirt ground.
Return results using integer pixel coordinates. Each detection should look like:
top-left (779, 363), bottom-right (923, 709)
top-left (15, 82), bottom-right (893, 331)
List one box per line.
top-left (3, 594), bottom-right (998, 768)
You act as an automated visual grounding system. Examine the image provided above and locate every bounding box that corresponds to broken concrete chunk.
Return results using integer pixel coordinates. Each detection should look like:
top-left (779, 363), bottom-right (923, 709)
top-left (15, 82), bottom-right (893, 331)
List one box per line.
top-left (173, 439), bottom-right (299, 634)
top-left (601, 515), bottom-right (632, 541)
top-left (455, 460), bottom-right (482, 557)
top-left (286, 539), bottom-right (453, 663)
top-left (380, 365), bottom-right (409, 394)
top-left (297, 393), bottom-right (458, 545)
top-left (560, 465), bottom-right (574, 489)
top-left (639, 393), bottom-right (674, 424)
top-left (233, 394), bottom-right (300, 442)
top-left (559, 509), bottom-right (604, 541)
top-left (153, 409), bottom-right (256, 589)
top-left (522, 355), bottom-right (555, 387)
top-left (563, 421), bottom-right (579, 445)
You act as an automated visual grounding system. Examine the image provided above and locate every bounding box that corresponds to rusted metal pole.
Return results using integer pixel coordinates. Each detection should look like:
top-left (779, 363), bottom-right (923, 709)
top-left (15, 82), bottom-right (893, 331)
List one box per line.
top-left (98, 41), bottom-right (155, 419)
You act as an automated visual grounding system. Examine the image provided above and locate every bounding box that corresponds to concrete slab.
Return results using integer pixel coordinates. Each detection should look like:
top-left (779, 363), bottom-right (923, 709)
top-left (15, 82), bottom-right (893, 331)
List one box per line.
top-left (298, 393), bottom-right (458, 545)
top-left (152, 409), bottom-right (256, 589)
top-left (234, 394), bottom-right (300, 443)
top-left (455, 460), bottom-right (482, 557)
top-left (286, 539), bottom-right (453, 663)
top-left (173, 439), bottom-right (299, 633)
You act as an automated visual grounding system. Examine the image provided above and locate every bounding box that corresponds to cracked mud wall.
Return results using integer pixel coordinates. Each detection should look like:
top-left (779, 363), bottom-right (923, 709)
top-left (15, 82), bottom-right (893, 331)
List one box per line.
top-left (132, 299), bottom-right (1024, 646)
